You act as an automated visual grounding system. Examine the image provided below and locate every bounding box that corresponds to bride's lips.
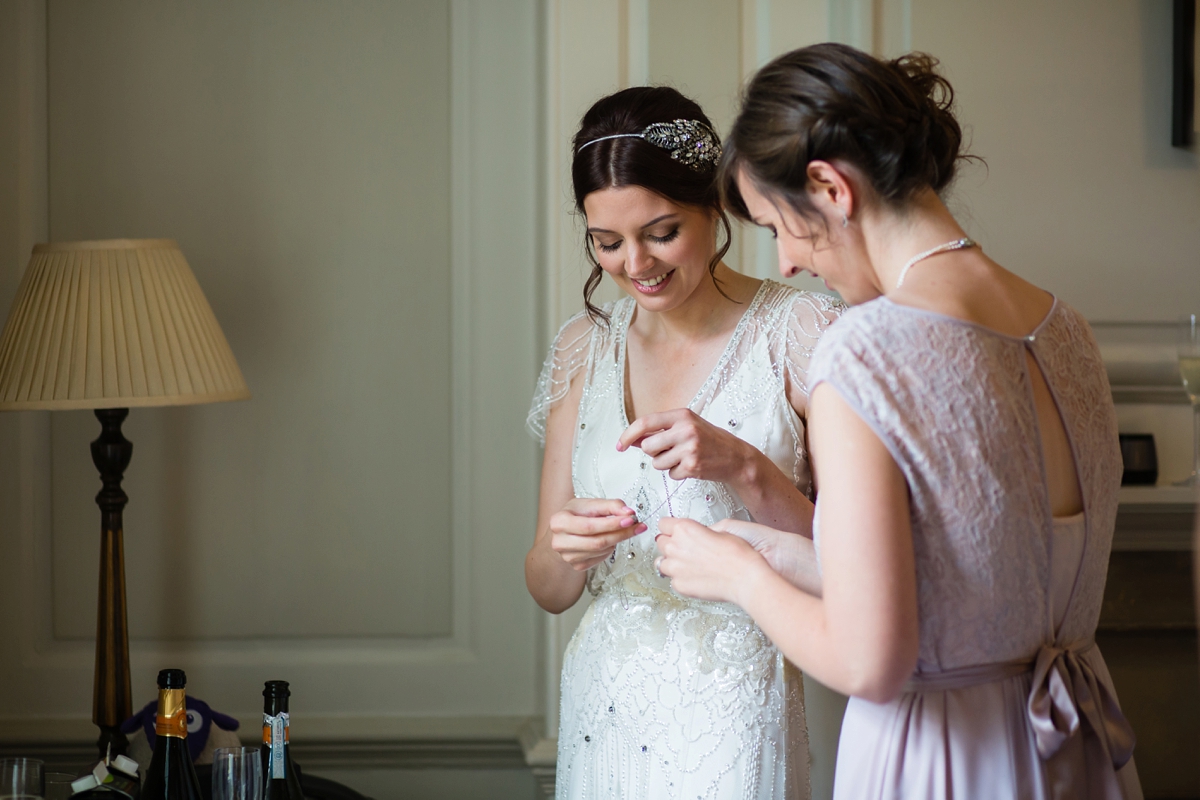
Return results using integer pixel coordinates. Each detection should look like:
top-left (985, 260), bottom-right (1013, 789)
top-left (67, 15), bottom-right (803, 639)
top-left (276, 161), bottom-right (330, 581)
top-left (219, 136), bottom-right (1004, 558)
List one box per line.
top-left (631, 269), bottom-right (675, 294)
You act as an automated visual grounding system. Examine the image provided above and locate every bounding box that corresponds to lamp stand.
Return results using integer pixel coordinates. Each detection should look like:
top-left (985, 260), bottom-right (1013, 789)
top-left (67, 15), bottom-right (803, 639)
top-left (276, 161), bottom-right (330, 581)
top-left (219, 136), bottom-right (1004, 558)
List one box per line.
top-left (91, 407), bottom-right (133, 759)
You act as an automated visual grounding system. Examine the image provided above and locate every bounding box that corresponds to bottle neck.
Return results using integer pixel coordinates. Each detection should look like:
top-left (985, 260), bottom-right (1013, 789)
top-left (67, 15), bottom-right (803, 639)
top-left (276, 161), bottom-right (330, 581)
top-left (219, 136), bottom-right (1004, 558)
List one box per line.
top-left (263, 707), bottom-right (291, 781)
top-left (263, 695), bottom-right (290, 717)
top-left (156, 688), bottom-right (188, 740)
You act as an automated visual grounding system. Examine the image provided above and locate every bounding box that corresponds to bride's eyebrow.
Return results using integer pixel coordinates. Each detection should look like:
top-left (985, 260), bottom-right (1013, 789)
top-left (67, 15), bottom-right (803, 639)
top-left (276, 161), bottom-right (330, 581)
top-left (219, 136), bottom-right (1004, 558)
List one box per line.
top-left (587, 213), bottom-right (680, 235)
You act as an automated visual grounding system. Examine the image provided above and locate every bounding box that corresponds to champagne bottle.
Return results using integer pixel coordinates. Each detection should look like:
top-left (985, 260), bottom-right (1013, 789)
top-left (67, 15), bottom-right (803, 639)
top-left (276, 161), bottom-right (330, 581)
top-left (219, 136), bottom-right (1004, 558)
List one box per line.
top-left (261, 680), bottom-right (304, 800)
top-left (142, 668), bottom-right (203, 800)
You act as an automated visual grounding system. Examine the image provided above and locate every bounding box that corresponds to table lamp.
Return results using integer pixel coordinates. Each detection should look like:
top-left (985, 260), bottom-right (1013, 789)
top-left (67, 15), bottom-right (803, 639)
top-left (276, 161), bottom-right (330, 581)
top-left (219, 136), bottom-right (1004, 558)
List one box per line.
top-left (0, 239), bottom-right (250, 757)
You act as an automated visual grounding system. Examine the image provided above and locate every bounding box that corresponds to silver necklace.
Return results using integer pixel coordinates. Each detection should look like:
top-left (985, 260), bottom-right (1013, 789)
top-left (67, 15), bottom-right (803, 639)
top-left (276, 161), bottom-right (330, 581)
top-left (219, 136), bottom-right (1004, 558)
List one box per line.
top-left (894, 237), bottom-right (977, 289)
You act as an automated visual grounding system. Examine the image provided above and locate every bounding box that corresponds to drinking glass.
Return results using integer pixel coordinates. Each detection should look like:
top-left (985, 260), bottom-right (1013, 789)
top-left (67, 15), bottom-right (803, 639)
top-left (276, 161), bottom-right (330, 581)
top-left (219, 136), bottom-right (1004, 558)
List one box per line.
top-left (40, 773), bottom-right (72, 800)
top-left (0, 758), bottom-right (43, 800)
top-left (1178, 313), bottom-right (1200, 486)
top-left (213, 746), bottom-right (262, 800)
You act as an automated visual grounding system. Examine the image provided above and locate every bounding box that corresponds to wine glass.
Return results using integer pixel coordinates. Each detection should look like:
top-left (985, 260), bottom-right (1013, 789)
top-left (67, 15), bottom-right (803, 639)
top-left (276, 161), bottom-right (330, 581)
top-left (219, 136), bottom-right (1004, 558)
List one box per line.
top-left (212, 747), bottom-right (262, 800)
top-left (1178, 313), bottom-right (1200, 486)
top-left (0, 758), bottom-right (43, 800)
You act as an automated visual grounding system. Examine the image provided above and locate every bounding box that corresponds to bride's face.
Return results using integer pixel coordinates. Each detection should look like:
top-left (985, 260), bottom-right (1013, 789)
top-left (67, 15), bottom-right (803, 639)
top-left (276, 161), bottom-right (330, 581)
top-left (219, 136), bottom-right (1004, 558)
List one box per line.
top-left (583, 185), bottom-right (717, 312)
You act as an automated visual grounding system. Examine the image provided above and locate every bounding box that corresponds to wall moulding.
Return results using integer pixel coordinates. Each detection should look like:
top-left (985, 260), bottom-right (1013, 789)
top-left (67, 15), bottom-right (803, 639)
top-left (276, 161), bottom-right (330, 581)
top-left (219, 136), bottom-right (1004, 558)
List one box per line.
top-left (0, 0), bottom-right (540, 736)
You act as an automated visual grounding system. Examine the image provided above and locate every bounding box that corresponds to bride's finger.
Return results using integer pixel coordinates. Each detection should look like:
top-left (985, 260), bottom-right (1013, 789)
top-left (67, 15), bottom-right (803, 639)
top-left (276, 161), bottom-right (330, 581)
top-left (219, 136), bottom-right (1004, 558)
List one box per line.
top-left (554, 512), bottom-right (643, 536)
top-left (567, 498), bottom-right (636, 518)
top-left (638, 426), bottom-right (686, 457)
top-left (617, 410), bottom-right (681, 452)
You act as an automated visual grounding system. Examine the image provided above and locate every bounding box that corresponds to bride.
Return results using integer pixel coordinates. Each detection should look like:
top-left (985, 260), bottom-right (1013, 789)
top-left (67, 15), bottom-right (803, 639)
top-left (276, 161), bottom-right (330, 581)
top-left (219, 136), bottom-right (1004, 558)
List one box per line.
top-left (525, 85), bottom-right (841, 800)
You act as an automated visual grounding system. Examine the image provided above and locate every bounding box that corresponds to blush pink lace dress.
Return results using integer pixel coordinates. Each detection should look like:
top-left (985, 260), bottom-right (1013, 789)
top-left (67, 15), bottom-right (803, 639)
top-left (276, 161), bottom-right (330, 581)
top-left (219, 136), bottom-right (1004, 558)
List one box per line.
top-left (808, 297), bottom-right (1142, 800)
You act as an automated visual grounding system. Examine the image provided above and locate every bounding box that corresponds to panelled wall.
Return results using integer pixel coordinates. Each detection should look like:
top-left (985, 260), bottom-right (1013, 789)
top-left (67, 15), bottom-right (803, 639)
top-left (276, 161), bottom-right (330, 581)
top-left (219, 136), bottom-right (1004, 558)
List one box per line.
top-left (0, 0), bottom-right (542, 754)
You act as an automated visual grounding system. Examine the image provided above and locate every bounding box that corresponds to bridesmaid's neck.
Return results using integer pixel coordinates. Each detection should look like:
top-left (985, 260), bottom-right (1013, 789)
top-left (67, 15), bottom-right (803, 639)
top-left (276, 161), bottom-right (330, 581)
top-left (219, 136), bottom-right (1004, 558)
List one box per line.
top-left (861, 189), bottom-right (971, 296)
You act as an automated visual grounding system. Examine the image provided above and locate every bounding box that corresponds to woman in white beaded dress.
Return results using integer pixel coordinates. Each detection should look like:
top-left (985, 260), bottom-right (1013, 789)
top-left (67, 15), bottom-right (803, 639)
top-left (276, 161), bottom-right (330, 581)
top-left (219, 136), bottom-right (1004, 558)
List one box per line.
top-left (524, 86), bottom-right (841, 799)
top-left (656, 44), bottom-right (1142, 799)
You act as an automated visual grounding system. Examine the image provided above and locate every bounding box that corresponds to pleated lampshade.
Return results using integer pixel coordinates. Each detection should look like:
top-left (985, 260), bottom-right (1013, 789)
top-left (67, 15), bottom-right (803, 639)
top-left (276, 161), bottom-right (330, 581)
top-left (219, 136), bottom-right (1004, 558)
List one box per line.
top-left (0, 239), bottom-right (249, 410)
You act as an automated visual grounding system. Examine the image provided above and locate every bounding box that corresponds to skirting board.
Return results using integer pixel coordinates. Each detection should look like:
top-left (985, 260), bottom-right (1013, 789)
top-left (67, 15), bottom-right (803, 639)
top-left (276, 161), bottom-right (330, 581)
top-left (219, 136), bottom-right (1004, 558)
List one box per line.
top-left (0, 715), bottom-right (548, 772)
top-left (0, 738), bottom-right (533, 772)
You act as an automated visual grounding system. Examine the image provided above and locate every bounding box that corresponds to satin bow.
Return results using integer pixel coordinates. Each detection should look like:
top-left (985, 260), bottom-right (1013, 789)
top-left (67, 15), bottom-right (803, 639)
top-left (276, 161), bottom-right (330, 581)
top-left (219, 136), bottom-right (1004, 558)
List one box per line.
top-left (1027, 643), bottom-right (1136, 770)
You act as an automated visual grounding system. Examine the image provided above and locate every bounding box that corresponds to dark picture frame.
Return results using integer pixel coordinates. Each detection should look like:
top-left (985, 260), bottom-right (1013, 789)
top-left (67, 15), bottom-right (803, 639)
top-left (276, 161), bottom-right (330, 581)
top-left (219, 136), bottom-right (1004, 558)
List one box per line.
top-left (1173, 0), bottom-right (1196, 147)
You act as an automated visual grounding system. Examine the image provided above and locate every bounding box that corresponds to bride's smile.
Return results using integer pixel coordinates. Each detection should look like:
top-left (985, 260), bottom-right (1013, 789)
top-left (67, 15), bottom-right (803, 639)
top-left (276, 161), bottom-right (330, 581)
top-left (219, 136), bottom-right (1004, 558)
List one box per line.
top-left (583, 185), bottom-right (719, 311)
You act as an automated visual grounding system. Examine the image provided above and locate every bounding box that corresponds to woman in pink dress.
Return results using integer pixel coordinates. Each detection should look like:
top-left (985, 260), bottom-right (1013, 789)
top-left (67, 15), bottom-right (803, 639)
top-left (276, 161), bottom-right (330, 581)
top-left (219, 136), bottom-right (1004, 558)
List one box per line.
top-left (655, 43), bottom-right (1143, 799)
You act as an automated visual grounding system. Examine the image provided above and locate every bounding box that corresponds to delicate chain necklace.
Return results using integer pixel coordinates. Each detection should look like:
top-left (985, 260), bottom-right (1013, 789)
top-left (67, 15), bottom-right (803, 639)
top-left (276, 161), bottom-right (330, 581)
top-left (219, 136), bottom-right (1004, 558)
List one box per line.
top-left (894, 237), bottom-right (977, 289)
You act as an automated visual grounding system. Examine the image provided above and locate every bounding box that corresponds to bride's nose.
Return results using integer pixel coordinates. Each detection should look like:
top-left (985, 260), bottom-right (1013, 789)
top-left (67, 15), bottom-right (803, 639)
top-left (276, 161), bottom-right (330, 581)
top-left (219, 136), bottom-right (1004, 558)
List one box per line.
top-left (626, 241), bottom-right (655, 277)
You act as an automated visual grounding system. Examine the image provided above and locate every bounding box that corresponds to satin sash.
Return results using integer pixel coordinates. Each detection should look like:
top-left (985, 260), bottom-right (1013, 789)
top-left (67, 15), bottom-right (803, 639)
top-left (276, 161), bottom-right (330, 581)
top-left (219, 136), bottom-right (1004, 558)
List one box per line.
top-left (904, 640), bottom-right (1136, 772)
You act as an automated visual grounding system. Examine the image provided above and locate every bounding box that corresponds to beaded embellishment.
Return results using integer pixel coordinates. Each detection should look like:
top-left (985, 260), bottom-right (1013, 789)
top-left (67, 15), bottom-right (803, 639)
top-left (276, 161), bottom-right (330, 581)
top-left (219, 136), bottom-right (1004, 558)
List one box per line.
top-left (576, 119), bottom-right (722, 172)
top-left (642, 119), bottom-right (721, 171)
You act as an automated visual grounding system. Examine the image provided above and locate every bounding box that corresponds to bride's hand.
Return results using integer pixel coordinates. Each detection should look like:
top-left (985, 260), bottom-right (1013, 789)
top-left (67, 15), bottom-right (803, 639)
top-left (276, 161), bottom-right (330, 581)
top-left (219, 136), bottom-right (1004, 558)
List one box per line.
top-left (617, 409), bottom-right (752, 484)
top-left (654, 517), bottom-right (767, 604)
top-left (710, 519), bottom-right (823, 597)
top-left (550, 498), bottom-right (647, 571)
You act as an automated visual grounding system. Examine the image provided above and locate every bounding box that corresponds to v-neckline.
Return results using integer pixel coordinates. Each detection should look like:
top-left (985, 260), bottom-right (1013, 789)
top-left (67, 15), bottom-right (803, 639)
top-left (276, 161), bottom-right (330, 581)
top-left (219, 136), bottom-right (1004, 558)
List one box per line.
top-left (616, 280), bottom-right (771, 428)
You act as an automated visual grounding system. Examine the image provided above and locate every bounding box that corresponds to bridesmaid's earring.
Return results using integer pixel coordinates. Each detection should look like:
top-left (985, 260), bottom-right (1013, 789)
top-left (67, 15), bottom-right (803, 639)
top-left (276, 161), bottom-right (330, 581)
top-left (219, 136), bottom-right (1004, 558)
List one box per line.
top-left (841, 211), bottom-right (849, 228)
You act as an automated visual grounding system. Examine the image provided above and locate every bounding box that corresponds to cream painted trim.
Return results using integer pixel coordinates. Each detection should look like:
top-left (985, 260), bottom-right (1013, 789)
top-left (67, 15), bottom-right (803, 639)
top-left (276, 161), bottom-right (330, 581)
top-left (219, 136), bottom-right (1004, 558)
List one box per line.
top-left (827, 0), bottom-right (912, 55)
top-left (449, 0), bottom-right (479, 662)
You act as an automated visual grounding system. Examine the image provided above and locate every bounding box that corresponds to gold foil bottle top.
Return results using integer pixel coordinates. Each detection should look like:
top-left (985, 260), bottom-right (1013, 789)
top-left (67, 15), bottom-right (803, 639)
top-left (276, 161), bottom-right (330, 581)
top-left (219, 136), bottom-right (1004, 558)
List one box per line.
top-left (156, 688), bottom-right (188, 739)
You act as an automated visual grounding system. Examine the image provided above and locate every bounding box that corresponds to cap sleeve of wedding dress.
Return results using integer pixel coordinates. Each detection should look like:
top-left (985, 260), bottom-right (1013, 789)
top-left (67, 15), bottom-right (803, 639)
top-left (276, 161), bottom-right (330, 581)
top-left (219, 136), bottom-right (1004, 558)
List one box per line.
top-left (773, 289), bottom-right (845, 405)
top-left (526, 309), bottom-right (605, 445)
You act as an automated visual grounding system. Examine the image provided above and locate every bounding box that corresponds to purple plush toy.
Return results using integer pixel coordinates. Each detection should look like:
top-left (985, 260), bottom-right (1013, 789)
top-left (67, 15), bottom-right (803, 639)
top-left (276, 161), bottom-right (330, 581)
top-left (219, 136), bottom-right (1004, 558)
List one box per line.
top-left (121, 696), bottom-right (240, 764)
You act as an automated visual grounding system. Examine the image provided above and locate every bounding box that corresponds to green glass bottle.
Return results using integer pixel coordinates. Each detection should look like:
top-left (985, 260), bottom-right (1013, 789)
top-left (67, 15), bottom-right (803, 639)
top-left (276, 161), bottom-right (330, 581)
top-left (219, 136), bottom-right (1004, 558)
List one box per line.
top-left (141, 669), bottom-right (203, 800)
top-left (261, 680), bottom-right (304, 800)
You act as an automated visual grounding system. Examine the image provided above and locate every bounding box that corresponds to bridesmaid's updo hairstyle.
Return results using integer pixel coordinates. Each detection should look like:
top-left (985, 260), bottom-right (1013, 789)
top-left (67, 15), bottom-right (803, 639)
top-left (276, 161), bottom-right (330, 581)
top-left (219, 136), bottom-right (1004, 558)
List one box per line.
top-left (720, 43), bottom-right (969, 226)
top-left (573, 86), bottom-right (731, 325)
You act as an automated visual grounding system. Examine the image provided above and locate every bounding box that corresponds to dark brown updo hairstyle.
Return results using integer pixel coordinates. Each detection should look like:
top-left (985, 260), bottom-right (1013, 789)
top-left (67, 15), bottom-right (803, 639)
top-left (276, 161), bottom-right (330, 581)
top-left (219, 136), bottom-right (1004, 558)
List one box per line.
top-left (720, 43), bottom-right (969, 228)
top-left (572, 86), bottom-right (731, 324)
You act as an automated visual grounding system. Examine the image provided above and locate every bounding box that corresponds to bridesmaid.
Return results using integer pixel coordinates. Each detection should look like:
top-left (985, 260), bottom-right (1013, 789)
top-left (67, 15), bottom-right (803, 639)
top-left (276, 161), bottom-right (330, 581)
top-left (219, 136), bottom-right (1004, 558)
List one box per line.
top-left (656, 43), bottom-right (1143, 799)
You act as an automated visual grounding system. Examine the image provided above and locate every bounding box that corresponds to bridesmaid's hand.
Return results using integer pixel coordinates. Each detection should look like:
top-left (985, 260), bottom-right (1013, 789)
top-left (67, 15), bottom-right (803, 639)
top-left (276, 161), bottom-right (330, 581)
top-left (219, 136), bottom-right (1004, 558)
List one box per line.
top-left (618, 409), bottom-right (754, 484)
top-left (550, 498), bottom-right (647, 571)
top-left (710, 519), bottom-right (823, 597)
top-left (654, 517), bottom-right (768, 604)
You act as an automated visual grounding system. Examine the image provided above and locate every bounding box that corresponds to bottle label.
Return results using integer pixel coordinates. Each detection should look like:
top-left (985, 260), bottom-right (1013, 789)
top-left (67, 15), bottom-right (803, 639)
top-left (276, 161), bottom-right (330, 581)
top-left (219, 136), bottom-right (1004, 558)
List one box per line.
top-left (155, 689), bottom-right (188, 739)
top-left (263, 712), bottom-right (290, 779)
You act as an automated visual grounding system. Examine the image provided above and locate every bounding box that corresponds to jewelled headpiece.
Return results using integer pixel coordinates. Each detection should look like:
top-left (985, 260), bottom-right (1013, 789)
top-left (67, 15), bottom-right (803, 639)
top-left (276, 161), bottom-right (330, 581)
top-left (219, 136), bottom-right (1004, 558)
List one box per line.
top-left (578, 119), bottom-right (721, 172)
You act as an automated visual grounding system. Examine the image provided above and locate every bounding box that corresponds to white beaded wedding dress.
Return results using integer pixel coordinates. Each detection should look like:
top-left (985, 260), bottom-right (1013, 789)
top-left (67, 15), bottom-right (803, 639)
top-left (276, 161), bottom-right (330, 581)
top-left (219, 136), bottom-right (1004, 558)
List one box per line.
top-left (528, 280), bottom-right (842, 800)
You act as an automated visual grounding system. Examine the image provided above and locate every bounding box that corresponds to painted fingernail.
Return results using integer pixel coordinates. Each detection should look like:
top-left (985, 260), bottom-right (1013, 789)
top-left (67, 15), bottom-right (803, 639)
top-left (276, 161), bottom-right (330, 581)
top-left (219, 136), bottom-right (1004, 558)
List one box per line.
top-left (635, 524), bottom-right (648, 533)
top-left (620, 517), bottom-right (635, 527)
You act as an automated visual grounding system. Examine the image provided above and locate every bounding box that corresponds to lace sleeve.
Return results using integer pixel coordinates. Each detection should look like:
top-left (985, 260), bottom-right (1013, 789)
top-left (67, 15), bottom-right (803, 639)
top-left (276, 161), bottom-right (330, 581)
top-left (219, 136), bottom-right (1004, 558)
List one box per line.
top-left (779, 291), bottom-right (846, 402)
top-left (526, 311), bottom-right (596, 445)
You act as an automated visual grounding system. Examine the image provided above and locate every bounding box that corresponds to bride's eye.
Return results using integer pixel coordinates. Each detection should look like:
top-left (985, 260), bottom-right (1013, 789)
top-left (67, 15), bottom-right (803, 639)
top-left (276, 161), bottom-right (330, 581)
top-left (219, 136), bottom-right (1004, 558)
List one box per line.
top-left (649, 228), bottom-right (680, 245)
top-left (594, 238), bottom-right (622, 253)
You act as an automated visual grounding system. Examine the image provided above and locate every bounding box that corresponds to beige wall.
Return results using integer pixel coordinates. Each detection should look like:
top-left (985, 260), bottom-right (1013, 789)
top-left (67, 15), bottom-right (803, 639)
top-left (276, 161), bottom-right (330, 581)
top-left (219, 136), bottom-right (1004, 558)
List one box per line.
top-left (0, 0), bottom-right (542, 749)
top-left (921, 0), bottom-right (1200, 321)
